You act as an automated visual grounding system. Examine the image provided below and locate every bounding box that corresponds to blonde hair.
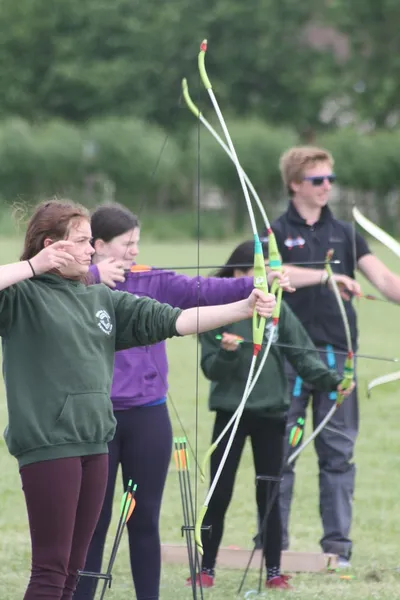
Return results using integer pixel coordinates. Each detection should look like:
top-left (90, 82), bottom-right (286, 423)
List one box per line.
top-left (279, 146), bottom-right (334, 193)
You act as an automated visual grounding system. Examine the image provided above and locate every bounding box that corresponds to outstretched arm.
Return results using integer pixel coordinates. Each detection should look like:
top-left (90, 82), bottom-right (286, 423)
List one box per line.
top-left (282, 264), bottom-right (361, 298)
top-left (113, 288), bottom-right (276, 350)
top-left (0, 261), bottom-right (36, 291)
top-left (175, 290), bottom-right (276, 336)
top-left (358, 254), bottom-right (400, 303)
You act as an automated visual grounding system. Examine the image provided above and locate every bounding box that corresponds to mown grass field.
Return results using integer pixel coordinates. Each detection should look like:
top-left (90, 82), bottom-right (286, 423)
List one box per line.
top-left (0, 235), bottom-right (400, 599)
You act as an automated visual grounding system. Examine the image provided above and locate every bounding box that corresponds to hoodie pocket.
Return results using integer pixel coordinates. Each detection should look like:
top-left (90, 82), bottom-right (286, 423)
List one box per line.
top-left (53, 391), bottom-right (116, 444)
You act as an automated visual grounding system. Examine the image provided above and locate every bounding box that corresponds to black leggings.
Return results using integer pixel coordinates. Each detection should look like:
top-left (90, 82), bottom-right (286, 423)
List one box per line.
top-left (201, 411), bottom-right (286, 570)
top-left (73, 403), bottom-right (172, 600)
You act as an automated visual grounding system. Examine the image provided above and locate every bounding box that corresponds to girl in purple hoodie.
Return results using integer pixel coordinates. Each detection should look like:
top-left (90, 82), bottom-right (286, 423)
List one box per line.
top-left (74, 203), bottom-right (291, 600)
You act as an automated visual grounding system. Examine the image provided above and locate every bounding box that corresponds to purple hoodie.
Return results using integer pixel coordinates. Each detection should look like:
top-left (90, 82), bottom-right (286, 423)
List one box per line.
top-left (90, 266), bottom-right (253, 410)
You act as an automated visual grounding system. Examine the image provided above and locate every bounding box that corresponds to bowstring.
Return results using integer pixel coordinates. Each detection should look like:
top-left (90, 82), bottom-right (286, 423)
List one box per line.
top-left (116, 93), bottom-right (204, 475)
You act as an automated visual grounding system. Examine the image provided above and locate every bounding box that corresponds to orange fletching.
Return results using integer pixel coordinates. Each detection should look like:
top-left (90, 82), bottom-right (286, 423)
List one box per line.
top-left (125, 494), bottom-right (136, 522)
top-left (173, 451), bottom-right (179, 470)
top-left (129, 264), bottom-right (151, 273)
top-left (174, 448), bottom-right (187, 470)
top-left (179, 449), bottom-right (187, 469)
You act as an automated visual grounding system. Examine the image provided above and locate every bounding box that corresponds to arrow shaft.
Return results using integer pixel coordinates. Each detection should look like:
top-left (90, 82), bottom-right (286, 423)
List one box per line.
top-left (127, 260), bottom-right (341, 273)
top-left (347, 290), bottom-right (394, 304)
top-left (214, 335), bottom-right (397, 362)
top-left (274, 342), bottom-right (394, 363)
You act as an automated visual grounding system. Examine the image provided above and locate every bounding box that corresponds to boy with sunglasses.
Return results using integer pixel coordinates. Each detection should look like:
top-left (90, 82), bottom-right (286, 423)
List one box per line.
top-left (262, 145), bottom-right (400, 567)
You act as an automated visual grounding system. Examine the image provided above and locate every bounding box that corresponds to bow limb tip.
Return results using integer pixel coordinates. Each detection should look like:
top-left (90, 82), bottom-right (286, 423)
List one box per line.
top-left (198, 39), bottom-right (212, 90)
top-left (326, 248), bottom-right (335, 262)
top-left (195, 505), bottom-right (208, 555)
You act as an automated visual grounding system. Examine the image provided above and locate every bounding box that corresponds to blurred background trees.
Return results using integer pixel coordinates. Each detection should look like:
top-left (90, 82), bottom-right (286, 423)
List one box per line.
top-left (0, 0), bottom-right (399, 237)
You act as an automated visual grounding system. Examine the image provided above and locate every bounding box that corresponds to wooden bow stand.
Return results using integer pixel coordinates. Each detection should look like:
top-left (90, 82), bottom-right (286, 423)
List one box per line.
top-left (161, 544), bottom-right (338, 573)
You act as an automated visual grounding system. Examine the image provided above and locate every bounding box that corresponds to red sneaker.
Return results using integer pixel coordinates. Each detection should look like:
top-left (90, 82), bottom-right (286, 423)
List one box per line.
top-left (266, 575), bottom-right (293, 589)
top-left (185, 572), bottom-right (215, 588)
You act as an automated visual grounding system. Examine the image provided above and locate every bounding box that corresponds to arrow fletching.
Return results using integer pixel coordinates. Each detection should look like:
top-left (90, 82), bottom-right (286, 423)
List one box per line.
top-left (120, 481), bottom-right (137, 523)
top-left (289, 417), bottom-right (305, 447)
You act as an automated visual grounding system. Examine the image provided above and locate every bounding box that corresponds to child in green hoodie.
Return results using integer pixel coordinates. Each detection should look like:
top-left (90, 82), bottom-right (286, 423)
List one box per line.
top-left (194, 241), bottom-right (354, 591)
top-left (0, 201), bottom-right (276, 600)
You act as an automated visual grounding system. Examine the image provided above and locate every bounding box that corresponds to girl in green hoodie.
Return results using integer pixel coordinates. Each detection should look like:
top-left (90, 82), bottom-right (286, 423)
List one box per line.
top-left (0, 201), bottom-right (276, 600)
top-left (194, 241), bottom-right (355, 591)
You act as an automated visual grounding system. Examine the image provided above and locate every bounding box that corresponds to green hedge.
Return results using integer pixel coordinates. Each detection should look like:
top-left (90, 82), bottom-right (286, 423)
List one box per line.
top-left (1, 117), bottom-right (400, 237)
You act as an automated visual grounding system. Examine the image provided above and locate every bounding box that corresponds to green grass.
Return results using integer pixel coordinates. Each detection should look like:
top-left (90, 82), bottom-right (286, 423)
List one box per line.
top-left (1, 235), bottom-right (400, 599)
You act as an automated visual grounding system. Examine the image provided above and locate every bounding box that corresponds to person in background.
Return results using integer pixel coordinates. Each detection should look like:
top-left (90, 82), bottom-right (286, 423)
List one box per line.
top-left (265, 145), bottom-right (400, 566)
top-left (74, 203), bottom-right (292, 600)
top-left (195, 240), bottom-right (355, 590)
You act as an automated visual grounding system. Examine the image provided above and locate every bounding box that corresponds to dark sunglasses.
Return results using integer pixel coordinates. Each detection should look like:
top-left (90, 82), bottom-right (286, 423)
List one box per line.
top-left (304, 174), bottom-right (336, 186)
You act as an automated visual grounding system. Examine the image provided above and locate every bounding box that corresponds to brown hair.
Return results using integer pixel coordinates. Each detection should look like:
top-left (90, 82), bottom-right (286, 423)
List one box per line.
top-left (279, 146), bottom-right (334, 194)
top-left (20, 199), bottom-right (90, 261)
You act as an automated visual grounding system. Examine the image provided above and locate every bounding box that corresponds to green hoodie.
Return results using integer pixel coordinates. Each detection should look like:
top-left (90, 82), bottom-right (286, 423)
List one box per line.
top-left (200, 301), bottom-right (342, 418)
top-left (0, 274), bottom-right (182, 467)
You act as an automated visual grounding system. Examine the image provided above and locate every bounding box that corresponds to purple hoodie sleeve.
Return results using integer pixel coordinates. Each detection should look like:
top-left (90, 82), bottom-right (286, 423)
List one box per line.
top-left (159, 273), bottom-right (254, 309)
top-left (88, 264), bottom-right (101, 284)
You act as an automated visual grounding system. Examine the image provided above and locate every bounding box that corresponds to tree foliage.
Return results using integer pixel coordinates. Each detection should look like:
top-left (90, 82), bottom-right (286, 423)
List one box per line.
top-left (327, 0), bottom-right (400, 128)
top-left (0, 0), bottom-right (338, 133)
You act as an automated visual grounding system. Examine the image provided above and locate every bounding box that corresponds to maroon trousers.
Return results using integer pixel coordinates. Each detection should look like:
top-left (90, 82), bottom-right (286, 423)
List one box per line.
top-left (20, 454), bottom-right (108, 600)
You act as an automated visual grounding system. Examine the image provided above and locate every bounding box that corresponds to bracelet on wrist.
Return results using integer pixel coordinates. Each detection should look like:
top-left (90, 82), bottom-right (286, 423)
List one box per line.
top-left (27, 259), bottom-right (36, 277)
top-left (320, 271), bottom-right (329, 286)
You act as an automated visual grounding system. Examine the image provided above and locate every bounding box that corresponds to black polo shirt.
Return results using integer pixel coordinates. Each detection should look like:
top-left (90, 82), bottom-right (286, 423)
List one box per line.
top-left (262, 203), bottom-right (371, 351)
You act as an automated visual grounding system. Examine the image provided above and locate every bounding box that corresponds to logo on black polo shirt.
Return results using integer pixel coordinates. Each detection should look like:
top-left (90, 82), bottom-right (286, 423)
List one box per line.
top-left (284, 236), bottom-right (305, 249)
top-left (96, 309), bottom-right (113, 335)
